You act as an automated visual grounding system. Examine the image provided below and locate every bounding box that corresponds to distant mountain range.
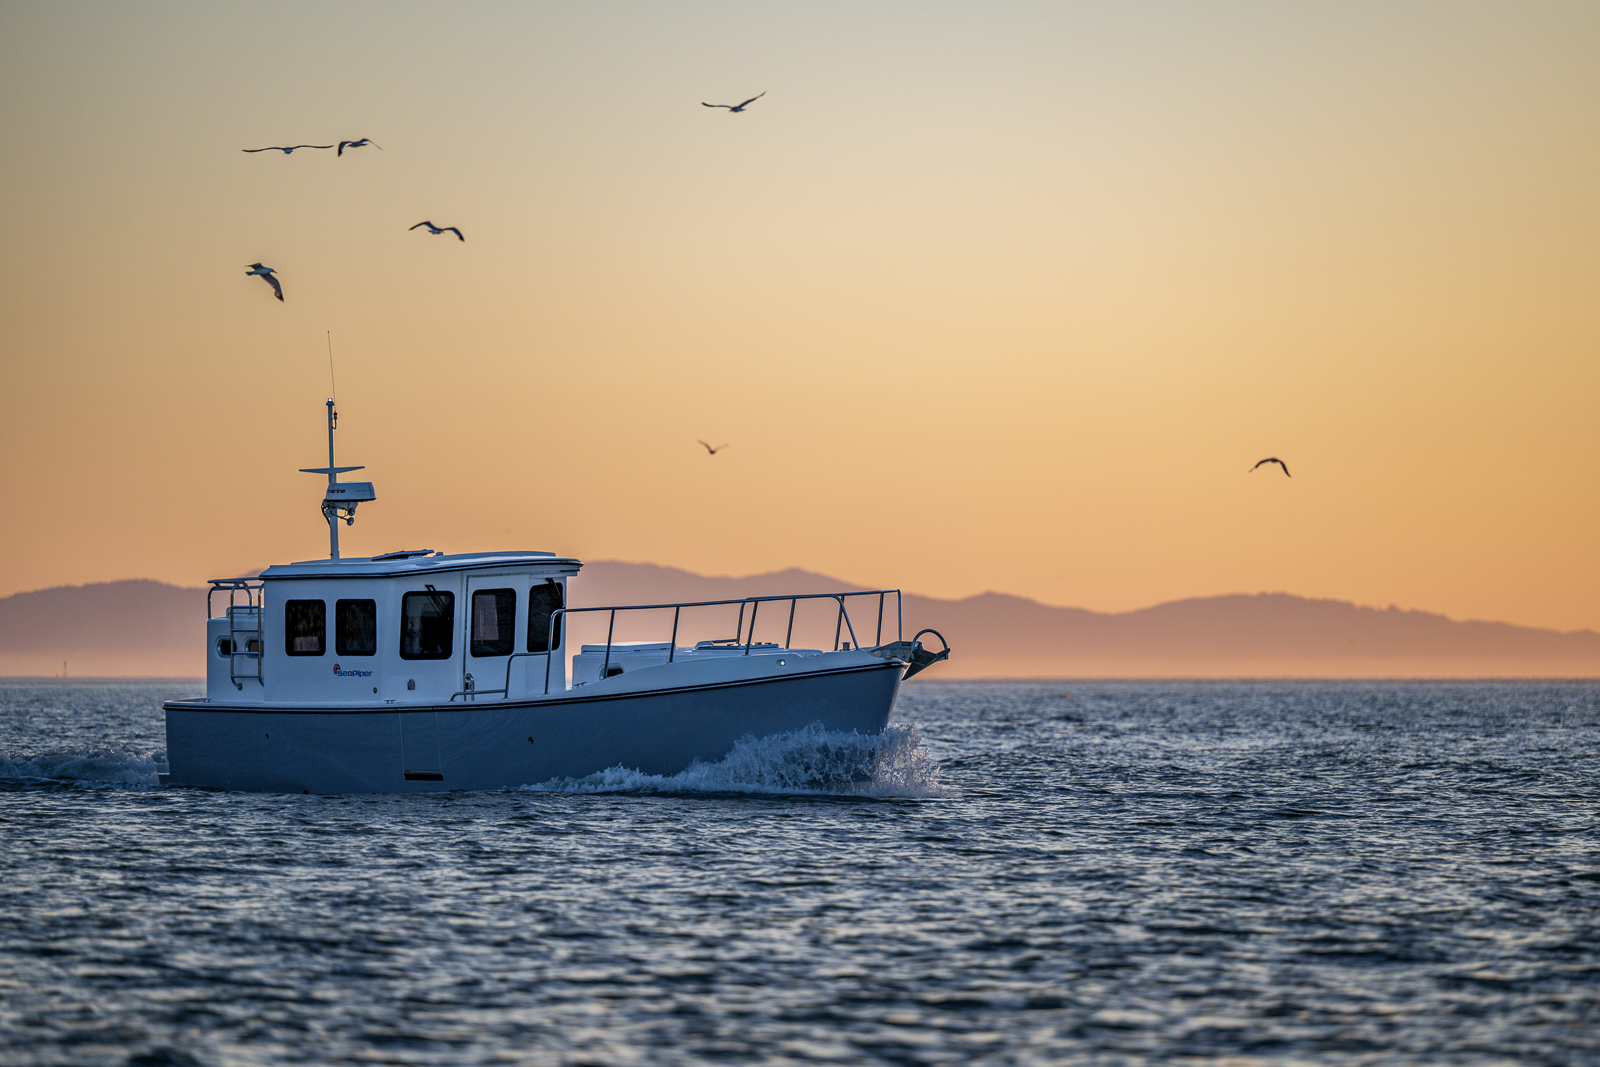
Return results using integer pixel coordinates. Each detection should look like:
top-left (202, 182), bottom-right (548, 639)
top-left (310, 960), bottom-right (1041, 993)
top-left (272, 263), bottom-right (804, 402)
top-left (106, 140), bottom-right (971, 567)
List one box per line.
top-left (573, 563), bottom-right (1600, 679)
top-left (2, 564), bottom-right (1597, 678)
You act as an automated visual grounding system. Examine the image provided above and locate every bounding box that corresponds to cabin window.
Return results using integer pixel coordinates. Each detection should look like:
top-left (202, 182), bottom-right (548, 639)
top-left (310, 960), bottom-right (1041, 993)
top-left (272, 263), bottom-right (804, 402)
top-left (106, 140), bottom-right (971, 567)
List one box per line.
top-left (400, 590), bottom-right (454, 659)
top-left (336, 599), bottom-right (377, 656)
top-left (216, 637), bottom-right (233, 657)
top-left (285, 600), bottom-right (326, 655)
top-left (470, 589), bottom-right (516, 657)
top-left (527, 579), bottom-right (564, 652)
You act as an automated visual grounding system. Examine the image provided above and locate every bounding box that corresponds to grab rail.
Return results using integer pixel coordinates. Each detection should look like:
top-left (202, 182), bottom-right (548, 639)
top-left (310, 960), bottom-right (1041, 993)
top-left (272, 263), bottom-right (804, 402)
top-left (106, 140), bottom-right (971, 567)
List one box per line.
top-left (450, 650), bottom-right (556, 702)
top-left (207, 578), bottom-right (264, 690)
top-left (539, 589), bottom-right (902, 695)
top-left (205, 578), bottom-right (262, 619)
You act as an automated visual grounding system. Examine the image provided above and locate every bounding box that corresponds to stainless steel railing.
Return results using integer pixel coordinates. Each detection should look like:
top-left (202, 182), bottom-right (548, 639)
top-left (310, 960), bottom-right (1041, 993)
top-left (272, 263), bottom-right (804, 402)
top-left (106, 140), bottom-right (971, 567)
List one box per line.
top-left (526, 589), bottom-right (903, 696)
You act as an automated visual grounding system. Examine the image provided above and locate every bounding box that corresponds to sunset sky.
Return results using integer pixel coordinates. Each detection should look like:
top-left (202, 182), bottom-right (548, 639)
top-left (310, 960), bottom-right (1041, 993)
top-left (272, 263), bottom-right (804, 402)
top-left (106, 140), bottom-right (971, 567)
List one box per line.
top-left (2, 1), bottom-right (1597, 633)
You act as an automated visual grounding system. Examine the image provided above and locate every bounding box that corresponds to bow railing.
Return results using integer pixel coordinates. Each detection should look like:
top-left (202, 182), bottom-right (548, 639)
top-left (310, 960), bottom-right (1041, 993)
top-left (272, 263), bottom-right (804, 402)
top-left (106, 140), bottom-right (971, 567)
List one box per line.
top-left (514, 589), bottom-right (903, 695)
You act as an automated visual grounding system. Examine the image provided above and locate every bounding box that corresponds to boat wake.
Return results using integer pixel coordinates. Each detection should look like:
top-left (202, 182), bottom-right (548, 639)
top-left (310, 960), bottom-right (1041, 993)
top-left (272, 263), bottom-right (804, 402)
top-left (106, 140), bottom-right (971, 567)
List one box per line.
top-left (0, 748), bottom-right (165, 790)
top-left (520, 722), bottom-right (950, 798)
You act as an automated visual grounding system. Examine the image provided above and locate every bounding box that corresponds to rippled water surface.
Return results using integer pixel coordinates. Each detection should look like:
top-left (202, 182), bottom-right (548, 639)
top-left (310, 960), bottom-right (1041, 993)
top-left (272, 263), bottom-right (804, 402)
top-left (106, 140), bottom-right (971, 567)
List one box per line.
top-left (3, 679), bottom-right (1598, 1065)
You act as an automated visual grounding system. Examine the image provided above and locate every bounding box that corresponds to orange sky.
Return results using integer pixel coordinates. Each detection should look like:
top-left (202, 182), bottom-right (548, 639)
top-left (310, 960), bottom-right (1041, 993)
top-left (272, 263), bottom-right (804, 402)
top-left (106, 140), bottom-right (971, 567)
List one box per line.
top-left (1, 1), bottom-right (1597, 632)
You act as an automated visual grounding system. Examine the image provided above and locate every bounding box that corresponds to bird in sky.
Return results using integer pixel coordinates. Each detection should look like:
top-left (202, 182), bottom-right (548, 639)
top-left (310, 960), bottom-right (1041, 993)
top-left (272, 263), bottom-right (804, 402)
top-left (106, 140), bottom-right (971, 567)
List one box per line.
top-left (337, 138), bottom-right (381, 156)
top-left (698, 440), bottom-right (729, 455)
top-left (245, 263), bottom-right (282, 302)
top-left (242, 144), bottom-right (333, 154)
top-left (702, 91), bottom-right (765, 112)
top-left (1250, 457), bottom-right (1290, 477)
top-left (409, 221), bottom-right (464, 241)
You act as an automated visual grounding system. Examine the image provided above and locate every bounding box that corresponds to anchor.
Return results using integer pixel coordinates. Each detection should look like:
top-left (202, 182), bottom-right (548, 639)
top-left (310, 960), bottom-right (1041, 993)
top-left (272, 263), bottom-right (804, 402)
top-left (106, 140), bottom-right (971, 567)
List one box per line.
top-left (866, 628), bottom-right (951, 679)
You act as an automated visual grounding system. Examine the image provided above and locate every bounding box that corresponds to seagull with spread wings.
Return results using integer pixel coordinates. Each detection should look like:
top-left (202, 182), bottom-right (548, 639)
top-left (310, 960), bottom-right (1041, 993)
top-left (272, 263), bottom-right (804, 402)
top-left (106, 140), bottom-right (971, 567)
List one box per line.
top-left (337, 138), bottom-right (381, 156)
top-left (245, 263), bottom-right (283, 302)
top-left (243, 144), bottom-right (333, 154)
top-left (698, 440), bottom-right (729, 455)
top-left (410, 221), bottom-right (464, 241)
top-left (1250, 457), bottom-right (1290, 477)
top-left (702, 91), bottom-right (765, 112)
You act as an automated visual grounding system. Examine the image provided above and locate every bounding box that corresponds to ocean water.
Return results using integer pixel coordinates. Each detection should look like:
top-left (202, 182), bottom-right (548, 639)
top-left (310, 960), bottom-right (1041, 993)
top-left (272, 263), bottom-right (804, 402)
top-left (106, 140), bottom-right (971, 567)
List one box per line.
top-left (1, 679), bottom-right (1597, 1066)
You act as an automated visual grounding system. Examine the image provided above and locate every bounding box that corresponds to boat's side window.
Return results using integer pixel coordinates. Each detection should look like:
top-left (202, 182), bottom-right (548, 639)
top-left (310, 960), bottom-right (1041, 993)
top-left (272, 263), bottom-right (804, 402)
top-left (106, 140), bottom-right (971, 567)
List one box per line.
top-left (336, 599), bottom-right (377, 656)
top-left (527, 579), bottom-right (564, 652)
top-left (400, 590), bottom-right (454, 660)
top-left (470, 589), bottom-right (516, 658)
top-left (285, 600), bottom-right (326, 656)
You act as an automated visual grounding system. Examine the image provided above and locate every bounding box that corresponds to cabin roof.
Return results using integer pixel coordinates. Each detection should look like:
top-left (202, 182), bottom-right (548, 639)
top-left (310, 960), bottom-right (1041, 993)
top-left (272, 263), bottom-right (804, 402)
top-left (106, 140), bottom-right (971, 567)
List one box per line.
top-left (258, 550), bottom-right (582, 581)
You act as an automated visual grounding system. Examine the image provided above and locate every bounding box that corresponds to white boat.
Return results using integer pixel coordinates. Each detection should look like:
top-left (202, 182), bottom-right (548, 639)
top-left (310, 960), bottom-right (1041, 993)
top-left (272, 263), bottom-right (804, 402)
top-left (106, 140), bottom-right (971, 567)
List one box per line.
top-left (161, 403), bottom-right (949, 793)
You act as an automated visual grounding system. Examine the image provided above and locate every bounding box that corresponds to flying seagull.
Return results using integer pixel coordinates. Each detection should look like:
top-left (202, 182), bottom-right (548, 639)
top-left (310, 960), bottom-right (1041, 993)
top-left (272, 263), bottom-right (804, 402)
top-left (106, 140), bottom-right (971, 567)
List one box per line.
top-left (1250, 457), bottom-right (1290, 477)
top-left (243, 144), bottom-right (333, 154)
top-left (245, 263), bottom-right (282, 302)
top-left (409, 221), bottom-right (464, 241)
top-left (698, 440), bottom-right (729, 455)
top-left (702, 91), bottom-right (765, 112)
top-left (337, 138), bottom-right (381, 156)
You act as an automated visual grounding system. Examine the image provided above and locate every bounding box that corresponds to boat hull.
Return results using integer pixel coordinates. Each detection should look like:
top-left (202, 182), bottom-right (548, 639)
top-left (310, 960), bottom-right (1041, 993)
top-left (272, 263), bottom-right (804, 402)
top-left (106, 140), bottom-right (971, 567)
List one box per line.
top-left (163, 660), bottom-right (904, 794)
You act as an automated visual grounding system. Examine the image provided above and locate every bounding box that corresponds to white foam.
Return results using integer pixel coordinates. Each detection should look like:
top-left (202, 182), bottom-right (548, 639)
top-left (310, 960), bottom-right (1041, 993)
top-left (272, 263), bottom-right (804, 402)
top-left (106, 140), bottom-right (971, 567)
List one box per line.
top-left (521, 722), bottom-right (951, 798)
top-left (0, 748), bottom-right (165, 789)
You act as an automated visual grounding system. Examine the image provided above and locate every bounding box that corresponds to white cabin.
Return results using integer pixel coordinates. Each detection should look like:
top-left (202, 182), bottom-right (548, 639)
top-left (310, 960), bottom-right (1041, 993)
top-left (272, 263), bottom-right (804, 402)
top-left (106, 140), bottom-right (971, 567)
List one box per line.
top-left (207, 550), bottom-right (580, 705)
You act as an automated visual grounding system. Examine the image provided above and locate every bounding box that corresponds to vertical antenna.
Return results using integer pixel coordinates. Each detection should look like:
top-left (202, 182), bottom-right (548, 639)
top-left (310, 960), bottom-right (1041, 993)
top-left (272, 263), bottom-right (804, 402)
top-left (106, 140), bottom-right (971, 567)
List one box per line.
top-left (326, 331), bottom-right (337, 405)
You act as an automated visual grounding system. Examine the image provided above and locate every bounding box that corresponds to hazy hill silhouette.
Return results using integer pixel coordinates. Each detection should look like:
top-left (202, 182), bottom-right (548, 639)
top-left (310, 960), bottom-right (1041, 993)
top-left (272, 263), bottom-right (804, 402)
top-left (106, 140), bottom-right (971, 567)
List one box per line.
top-left (2, 565), bottom-right (1597, 678)
top-left (902, 590), bottom-right (1600, 677)
top-left (573, 563), bottom-right (1600, 678)
top-left (0, 580), bottom-right (206, 677)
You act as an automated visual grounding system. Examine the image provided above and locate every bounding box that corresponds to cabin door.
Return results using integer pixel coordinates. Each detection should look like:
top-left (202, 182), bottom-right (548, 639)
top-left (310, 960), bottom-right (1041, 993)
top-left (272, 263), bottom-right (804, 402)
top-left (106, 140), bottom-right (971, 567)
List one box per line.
top-left (464, 577), bottom-right (518, 700)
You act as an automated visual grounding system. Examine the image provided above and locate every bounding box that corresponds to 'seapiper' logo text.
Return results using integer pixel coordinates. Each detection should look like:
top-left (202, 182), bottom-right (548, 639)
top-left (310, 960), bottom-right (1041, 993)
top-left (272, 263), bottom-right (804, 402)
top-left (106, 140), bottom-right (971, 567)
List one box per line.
top-left (332, 663), bottom-right (374, 678)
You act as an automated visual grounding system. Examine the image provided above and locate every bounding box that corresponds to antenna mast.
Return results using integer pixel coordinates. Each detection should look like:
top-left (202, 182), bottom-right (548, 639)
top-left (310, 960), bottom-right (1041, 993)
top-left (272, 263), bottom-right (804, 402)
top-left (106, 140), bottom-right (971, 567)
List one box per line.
top-left (299, 399), bottom-right (374, 559)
